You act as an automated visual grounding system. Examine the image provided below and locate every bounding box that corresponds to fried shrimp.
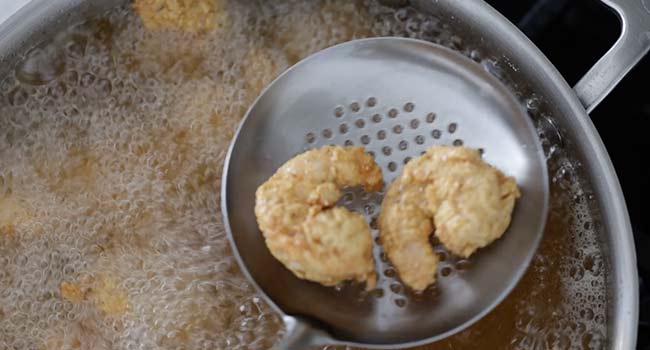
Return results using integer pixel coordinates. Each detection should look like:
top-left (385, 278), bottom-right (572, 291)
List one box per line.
top-left (379, 146), bottom-right (520, 291)
top-left (255, 145), bottom-right (383, 290)
top-left (133, 0), bottom-right (222, 33)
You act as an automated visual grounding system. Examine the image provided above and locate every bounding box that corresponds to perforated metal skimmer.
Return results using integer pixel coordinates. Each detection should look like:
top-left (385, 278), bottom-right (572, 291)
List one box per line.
top-left (221, 37), bottom-right (549, 349)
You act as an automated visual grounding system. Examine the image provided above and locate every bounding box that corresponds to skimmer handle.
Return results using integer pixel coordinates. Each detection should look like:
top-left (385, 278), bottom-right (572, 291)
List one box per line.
top-left (278, 316), bottom-right (336, 349)
top-left (574, 0), bottom-right (650, 113)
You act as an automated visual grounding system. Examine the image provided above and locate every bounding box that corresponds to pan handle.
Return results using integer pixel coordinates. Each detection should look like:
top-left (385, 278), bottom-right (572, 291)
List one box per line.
top-left (573, 0), bottom-right (650, 113)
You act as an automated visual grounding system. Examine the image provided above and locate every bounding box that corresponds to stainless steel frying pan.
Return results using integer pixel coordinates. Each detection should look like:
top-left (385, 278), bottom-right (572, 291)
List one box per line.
top-left (0, 0), bottom-right (645, 349)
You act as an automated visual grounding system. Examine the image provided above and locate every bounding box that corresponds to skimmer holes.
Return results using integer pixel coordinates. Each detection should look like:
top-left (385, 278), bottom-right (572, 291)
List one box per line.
top-left (440, 266), bottom-right (453, 277)
top-left (334, 106), bottom-right (344, 118)
top-left (390, 283), bottom-right (403, 294)
top-left (436, 251), bottom-right (448, 262)
top-left (305, 100), bottom-right (473, 186)
top-left (369, 217), bottom-right (378, 230)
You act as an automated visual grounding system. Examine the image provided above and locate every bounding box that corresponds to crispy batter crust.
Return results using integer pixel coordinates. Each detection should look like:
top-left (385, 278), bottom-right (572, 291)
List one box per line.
top-left (255, 146), bottom-right (382, 289)
top-left (379, 146), bottom-right (520, 291)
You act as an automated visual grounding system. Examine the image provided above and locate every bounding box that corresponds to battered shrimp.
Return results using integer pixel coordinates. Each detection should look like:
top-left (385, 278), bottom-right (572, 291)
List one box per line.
top-left (379, 146), bottom-right (520, 292)
top-left (133, 0), bottom-right (222, 33)
top-left (255, 146), bottom-right (383, 290)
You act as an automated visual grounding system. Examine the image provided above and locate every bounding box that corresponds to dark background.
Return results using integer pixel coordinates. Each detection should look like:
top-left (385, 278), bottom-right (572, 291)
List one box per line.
top-left (484, 0), bottom-right (649, 347)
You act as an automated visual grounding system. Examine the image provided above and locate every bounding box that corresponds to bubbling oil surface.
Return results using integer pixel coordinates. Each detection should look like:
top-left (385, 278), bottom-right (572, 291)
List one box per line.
top-left (0, 1), bottom-right (606, 349)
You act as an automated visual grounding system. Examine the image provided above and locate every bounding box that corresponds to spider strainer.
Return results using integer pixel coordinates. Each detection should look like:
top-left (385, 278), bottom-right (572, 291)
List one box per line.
top-left (221, 37), bottom-right (549, 349)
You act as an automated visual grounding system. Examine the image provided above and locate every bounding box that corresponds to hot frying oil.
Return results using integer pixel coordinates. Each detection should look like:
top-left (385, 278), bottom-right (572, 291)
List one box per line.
top-left (0, 1), bottom-right (606, 349)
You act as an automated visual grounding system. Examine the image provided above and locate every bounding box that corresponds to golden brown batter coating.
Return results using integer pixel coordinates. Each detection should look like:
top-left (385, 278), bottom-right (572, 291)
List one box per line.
top-left (133, 0), bottom-right (222, 33)
top-left (255, 146), bottom-right (382, 289)
top-left (379, 146), bottom-right (520, 291)
top-left (58, 275), bottom-right (129, 315)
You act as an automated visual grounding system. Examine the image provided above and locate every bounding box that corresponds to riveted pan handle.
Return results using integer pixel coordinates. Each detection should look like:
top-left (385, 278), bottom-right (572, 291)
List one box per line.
top-left (574, 0), bottom-right (650, 113)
